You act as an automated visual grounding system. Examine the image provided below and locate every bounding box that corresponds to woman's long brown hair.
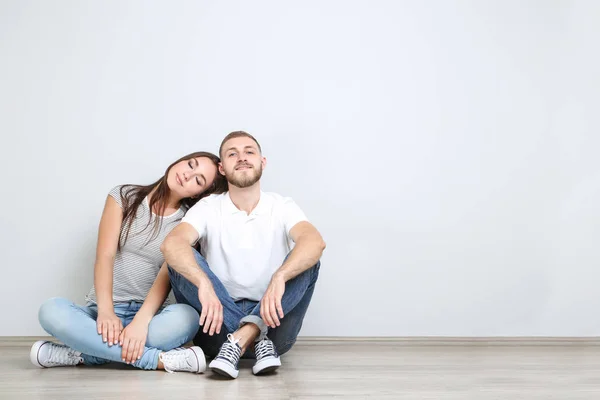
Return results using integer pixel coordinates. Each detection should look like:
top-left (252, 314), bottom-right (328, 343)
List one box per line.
top-left (116, 151), bottom-right (227, 250)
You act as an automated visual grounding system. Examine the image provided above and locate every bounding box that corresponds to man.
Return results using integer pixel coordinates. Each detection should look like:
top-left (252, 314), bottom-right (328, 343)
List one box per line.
top-left (160, 131), bottom-right (325, 379)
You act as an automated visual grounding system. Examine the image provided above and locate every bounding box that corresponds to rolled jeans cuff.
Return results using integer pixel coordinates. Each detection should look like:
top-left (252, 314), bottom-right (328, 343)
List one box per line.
top-left (239, 315), bottom-right (268, 341)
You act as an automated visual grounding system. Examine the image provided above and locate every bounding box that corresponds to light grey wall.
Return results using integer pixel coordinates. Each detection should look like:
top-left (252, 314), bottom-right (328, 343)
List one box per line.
top-left (1, 1), bottom-right (598, 336)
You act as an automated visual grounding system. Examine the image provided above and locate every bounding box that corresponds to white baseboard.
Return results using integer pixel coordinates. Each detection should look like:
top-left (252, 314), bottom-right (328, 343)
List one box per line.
top-left (294, 336), bottom-right (600, 346)
top-left (2, 336), bottom-right (600, 347)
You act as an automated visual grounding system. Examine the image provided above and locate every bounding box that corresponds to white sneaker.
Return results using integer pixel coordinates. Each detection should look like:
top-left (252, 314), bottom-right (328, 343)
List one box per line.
top-left (209, 333), bottom-right (242, 379)
top-left (253, 337), bottom-right (281, 375)
top-left (159, 346), bottom-right (206, 373)
top-left (30, 340), bottom-right (83, 368)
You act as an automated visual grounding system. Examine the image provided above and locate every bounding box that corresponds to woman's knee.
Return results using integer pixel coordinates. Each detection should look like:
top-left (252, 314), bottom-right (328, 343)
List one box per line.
top-left (146, 304), bottom-right (200, 350)
top-left (38, 297), bottom-right (74, 335)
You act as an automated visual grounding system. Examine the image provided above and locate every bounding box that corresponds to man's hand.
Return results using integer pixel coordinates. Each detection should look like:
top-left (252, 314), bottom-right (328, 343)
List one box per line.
top-left (198, 278), bottom-right (223, 336)
top-left (96, 309), bottom-right (123, 346)
top-left (261, 273), bottom-right (286, 328)
top-left (118, 318), bottom-right (148, 364)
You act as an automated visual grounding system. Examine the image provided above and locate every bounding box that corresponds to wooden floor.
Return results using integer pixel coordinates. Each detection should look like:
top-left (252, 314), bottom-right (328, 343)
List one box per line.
top-left (1, 338), bottom-right (599, 399)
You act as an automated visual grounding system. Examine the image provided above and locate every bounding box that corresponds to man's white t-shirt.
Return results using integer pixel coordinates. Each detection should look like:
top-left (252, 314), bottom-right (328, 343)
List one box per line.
top-left (182, 191), bottom-right (308, 301)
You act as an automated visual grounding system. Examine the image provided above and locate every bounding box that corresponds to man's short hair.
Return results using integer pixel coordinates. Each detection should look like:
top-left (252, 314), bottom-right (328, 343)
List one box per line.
top-left (219, 131), bottom-right (262, 158)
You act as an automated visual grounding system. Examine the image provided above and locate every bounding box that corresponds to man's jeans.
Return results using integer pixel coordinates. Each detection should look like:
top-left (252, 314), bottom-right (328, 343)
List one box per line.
top-left (168, 248), bottom-right (320, 358)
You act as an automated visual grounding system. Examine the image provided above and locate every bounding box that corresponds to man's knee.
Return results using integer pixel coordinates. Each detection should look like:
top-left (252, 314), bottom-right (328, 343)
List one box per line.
top-left (167, 265), bottom-right (180, 282)
top-left (191, 249), bottom-right (212, 273)
top-left (167, 249), bottom-right (209, 279)
top-left (288, 257), bottom-right (320, 283)
top-left (287, 262), bottom-right (320, 290)
top-left (309, 261), bottom-right (320, 283)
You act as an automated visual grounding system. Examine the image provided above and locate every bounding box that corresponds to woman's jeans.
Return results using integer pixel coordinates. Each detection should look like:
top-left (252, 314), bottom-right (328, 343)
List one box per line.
top-left (38, 297), bottom-right (200, 370)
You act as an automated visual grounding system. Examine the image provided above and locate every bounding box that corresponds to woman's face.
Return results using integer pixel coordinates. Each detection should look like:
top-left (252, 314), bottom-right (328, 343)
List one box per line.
top-left (167, 156), bottom-right (218, 200)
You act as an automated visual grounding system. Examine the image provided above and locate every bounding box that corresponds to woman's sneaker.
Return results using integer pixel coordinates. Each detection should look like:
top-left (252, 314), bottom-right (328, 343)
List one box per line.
top-left (209, 334), bottom-right (242, 378)
top-left (252, 337), bottom-right (281, 375)
top-left (30, 340), bottom-right (83, 368)
top-left (159, 346), bottom-right (206, 373)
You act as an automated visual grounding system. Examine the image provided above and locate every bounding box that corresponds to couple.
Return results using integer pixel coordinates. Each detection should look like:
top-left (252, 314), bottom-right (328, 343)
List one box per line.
top-left (31, 131), bottom-right (325, 379)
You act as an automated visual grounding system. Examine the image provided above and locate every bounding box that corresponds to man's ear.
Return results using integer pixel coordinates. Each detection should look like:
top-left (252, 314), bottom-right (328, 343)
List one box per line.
top-left (218, 162), bottom-right (225, 175)
top-left (261, 156), bottom-right (267, 170)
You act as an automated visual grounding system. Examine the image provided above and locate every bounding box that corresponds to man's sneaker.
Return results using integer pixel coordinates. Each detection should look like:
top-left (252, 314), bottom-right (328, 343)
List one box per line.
top-left (159, 346), bottom-right (206, 373)
top-left (30, 340), bottom-right (83, 368)
top-left (209, 333), bottom-right (242, 378)
top-left (253, 337), bottom-right (281, 375)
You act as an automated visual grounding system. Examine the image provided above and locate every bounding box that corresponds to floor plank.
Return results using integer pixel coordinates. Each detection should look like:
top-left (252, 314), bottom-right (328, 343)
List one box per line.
top-left (1, 339), bottom-right (599, 399)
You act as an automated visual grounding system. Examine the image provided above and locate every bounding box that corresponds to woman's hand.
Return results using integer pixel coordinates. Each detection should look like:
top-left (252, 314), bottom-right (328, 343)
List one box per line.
top-left (96, 309), bottom-right (123, 346)
top-left (119, 318), bottom-right (148, 364)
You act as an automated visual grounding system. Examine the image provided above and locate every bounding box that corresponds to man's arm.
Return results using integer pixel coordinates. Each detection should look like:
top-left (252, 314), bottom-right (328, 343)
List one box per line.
top-left (276, 221), bottom-right (326, 282)
top-left (161, 222), bottom-right (223, 335)
top-left (160, 223), bottom-right (206, 286)
top-left (261, 221), bottom-right (325, 328)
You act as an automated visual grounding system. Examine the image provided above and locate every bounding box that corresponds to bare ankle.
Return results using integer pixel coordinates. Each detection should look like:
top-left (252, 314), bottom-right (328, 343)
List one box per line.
top-left (233, 324), bottom-right (260, 353)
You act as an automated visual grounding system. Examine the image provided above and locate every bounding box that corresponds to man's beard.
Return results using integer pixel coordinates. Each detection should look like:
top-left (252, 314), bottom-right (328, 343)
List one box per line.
top-left (225, 164), bottom-right (263, 188)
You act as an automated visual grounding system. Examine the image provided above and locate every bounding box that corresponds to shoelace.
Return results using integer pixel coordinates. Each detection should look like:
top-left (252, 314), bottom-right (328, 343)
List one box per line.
top-left (47, 343), bottom-right (82, 366)
top-left (255, 338), bottom-right (276, 360)
top-left (218, 334), bottom-right (242, 364)
top-left (160, 347), bottom-right (190, 373)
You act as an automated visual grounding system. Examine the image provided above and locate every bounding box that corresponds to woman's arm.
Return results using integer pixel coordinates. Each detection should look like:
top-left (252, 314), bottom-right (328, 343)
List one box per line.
top-left (119, 263), bottom-right (173, 363)
top-left (94, 195), bottom-right (124, 345)
top-left (133, 263), bottom-right (171, 325)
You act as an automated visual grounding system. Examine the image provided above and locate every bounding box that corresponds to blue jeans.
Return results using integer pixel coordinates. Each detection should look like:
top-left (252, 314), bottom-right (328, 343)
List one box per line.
top-left (168, 249), bottom-right (320, 358)
top-left (38, 297), bottom-right (200, 370)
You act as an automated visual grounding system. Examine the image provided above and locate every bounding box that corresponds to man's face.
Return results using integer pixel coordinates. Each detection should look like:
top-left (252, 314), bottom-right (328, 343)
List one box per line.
top-left (219, 136), bottom-right (266, 188)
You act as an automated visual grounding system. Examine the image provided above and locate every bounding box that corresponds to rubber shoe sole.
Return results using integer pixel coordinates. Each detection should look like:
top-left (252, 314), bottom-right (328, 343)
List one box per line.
top-left (209, 358), bottom-right (239, 378)
top-left (253, 356), bottom-right (281, 375)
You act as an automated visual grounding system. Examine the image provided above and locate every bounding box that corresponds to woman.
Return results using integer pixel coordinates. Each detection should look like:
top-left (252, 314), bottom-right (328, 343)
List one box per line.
top-left (31, 151), bottom-right (227, 373)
